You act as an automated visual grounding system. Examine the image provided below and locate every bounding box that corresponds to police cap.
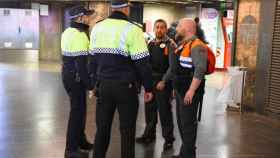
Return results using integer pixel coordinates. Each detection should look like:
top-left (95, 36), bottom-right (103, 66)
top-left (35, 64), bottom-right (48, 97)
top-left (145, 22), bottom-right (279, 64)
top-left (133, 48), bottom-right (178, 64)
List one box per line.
top-left (68, 5), bottom-right (94, 19)
top-left (111, 0), bottom-right (130, 9)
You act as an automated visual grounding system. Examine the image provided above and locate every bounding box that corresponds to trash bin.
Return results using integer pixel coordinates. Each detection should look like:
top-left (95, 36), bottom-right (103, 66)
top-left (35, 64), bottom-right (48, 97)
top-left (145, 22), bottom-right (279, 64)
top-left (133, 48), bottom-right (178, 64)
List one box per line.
top-left (217, 66), bottom-right (247, 113)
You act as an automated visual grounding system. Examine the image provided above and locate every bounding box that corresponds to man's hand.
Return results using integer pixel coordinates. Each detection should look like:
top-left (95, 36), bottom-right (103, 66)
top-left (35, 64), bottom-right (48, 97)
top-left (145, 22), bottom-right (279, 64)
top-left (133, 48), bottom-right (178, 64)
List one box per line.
top-left (184, 78), bottom-right (202, 105)
top-left (144, 92), bottom-right (153, 103)
top-left (169, 39), bottom-right (178, 48)
top-left (156, 81), bottom-right (165, 91)
top-left (172, 90), bottom-right (176, 98)
top-left (184, 89), bottom-right (195, 105)
top-left (88, 90), bottom-right (95, 99)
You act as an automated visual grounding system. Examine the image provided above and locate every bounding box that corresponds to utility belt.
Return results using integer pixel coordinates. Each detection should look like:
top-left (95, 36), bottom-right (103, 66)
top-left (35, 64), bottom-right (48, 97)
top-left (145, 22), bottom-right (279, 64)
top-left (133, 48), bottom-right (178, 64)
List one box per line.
top-left (96, 79), bottom-right (141, 96)
top-left (98, 79), bottom-right (137, 87)
top-left (62, 65), bottom-right (81, 83)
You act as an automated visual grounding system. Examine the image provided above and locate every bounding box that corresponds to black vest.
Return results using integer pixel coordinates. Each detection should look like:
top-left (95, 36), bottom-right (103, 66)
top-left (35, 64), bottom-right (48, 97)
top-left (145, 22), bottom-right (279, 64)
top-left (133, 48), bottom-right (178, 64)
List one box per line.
top-left (148, 40), bottom-right (169, 75)
top-left (172, 43), bottom-right (205, 95)
top-left (173, 43), bottom-right (195, 78)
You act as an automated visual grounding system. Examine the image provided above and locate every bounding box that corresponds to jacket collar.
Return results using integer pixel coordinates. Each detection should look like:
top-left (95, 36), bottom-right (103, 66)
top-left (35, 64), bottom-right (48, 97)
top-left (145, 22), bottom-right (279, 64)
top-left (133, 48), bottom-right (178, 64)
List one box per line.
top-left (175, 35), bottom-right (198, 54)
top-left (181, 35), bottom-right (197, 45)
top-left (151, 35), bottom-right (170, 44)
top-left (70, 21), bottom-right (89, 32)
top-left (109, 11), bottom-right (128, 21)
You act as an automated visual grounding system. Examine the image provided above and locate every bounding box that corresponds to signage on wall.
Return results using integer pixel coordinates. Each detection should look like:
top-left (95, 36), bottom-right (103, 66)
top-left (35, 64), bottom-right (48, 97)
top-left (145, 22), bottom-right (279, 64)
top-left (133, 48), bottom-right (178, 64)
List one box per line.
top-left (227, 10), bottom-right (234, 19)
top-left (201, 8), bottom-right (219, 19)
top-left (40, 4), bottom-right (49, 16)
top-left (4, 42), bottom-right (12, 48)
top-left (201, 8), bottom-right (225, 68)
top-left (31, 3), bottom-right (40, 10)
top-left (201, 8), bottom-right (219, 52)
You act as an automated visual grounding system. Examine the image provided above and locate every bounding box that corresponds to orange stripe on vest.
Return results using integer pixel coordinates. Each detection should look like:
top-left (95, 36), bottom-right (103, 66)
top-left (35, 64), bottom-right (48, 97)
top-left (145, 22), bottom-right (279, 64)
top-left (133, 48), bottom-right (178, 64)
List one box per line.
top-left (177, 39), bottom-right (216, 74)
top-left (180, 39), bottom-right (205, 57)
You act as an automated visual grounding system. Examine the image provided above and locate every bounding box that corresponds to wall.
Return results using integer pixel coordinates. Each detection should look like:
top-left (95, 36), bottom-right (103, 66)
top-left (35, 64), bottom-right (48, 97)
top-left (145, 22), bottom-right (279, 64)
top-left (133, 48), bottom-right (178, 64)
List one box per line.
top-left (143, 3), bottom-right (199, 32)
top-left (0, 2), bottom-right (30, 9)
top-left (39, 3), bottom-right (64, 61)
top-left (89, 2), bottom-right (110, 28)
top-left (0, 2), bottom-right (39, 63)
top-left (256, 0), bottom-right (276, 114)
top-left (38, 2), bottom-right (109, 62)
top-left (235, 0), bottom-right (261, 110)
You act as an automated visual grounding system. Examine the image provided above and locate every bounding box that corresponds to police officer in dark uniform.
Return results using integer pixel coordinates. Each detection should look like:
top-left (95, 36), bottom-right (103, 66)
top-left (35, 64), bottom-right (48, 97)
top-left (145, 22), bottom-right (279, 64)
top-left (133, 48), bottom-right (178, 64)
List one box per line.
top-left (89, 0), bottom-right (153, 158)
top-left (136, 19), bottom-right (175, 151)
top-left (61, 5), bottom-right (94, 158)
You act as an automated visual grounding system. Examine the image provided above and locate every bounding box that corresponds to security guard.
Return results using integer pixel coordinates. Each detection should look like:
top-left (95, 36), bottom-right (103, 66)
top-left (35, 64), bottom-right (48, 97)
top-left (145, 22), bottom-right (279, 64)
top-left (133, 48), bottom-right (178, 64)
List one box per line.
top-left (136, 19), bottom-right (175, 151)
top-left (88, 0), bottom-right (153, 158)
top-left (61, 5), bottom-right (94, 158)
top-left (171, 19), bottom-right (207, 158)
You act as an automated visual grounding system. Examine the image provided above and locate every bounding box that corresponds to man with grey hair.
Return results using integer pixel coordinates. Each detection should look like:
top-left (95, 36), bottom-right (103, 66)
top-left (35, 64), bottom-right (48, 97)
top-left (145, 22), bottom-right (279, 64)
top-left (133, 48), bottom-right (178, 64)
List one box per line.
top-left (170, 18), bottom-right (208, 158)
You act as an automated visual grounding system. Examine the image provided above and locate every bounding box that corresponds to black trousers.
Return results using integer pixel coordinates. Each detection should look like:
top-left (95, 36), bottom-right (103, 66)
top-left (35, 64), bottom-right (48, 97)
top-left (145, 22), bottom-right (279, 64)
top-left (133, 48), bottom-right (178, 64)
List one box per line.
top-left (175, 89), bottom-right (200, 158)
top-left (62, 71), bottom-right (88, 152)
top-left (143, 80), bottom-right (175, 142)
top-left (94, 81), bottom-right (139, 158)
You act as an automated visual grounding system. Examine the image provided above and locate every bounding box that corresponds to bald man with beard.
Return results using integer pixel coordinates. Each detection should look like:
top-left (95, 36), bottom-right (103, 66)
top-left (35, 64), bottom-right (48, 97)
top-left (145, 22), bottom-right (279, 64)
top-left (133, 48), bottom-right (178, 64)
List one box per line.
top-left (168, 19), bottom-right (208, 158)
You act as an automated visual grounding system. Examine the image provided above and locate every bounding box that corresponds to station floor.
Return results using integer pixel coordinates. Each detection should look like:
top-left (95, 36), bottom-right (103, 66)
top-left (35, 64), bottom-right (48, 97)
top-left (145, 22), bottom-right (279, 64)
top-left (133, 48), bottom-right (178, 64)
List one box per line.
top-left (0, 62), bottom-right (279, 158)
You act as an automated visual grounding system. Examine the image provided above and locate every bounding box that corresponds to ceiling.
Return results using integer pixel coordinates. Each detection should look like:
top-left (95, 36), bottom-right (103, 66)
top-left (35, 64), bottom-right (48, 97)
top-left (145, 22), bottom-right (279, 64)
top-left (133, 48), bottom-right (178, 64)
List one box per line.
top-left (130, 0), bottom-right (234, 8)
top-left (131, 0), bottom-right (232, 4)
top-left (0, 0), bottom-right (234, 6)
top-left (4, 0), bottom-right (233, 3)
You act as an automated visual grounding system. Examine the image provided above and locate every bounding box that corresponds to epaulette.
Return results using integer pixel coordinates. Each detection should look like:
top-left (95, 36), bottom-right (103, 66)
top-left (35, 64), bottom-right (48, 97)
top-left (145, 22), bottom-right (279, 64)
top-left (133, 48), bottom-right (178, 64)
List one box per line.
top-left (127, 19), bottom-right (143, 29)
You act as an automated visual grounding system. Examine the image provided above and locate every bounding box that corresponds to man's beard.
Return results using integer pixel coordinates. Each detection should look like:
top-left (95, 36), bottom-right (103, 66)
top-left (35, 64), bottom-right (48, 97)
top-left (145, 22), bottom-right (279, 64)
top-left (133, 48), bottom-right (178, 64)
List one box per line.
top-left (156, 34), bottom-right (164, 40)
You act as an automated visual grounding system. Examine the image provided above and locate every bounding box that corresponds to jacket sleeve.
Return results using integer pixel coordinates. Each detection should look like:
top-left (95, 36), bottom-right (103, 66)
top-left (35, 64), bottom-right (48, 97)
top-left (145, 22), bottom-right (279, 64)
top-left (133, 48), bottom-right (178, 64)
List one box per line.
top-left (127, 25), bottom-right (153, 92)
top-left (76, 33), bottom-right (91, 90)
top-left (162, 44), bottom-right (176, 82)
top-left (76, 55), bottom-right (90, 88)
top-left (88, 53), bottom-right (97, 90)
top-left (191, 45), bottom-right (208, 80)
top-left (88, 28), bottom-right (98, 90)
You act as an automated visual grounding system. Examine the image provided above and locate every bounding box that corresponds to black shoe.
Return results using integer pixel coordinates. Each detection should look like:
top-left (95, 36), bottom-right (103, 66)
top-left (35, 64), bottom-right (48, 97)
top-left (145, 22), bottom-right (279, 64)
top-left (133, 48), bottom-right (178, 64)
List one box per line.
top-left (163, 141), bottom-right (173, 151)
top-left (79, 141), bottom-right (94, 151)
top-left (136, 135), bottom-right (156, 144)
top-left (171, 155), bottom-right (180, 158)
top-left (65, 150), bottom-right (89, 158)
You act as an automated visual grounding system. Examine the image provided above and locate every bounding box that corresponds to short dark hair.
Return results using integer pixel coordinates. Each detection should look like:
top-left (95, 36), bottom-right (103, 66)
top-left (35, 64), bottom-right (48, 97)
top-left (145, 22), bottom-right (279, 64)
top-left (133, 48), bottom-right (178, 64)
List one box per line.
top-left (194, 17), bottom-right (200, 24)
top-left (154, 19), bottom-right (167, 28)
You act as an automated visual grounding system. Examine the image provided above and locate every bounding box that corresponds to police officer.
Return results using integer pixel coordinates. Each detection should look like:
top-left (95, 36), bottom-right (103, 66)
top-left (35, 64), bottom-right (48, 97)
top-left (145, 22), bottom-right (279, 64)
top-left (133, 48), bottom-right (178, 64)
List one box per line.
top-left (170, 19), bottom-right (207, 158)
top-left (88, 0), bottom-right (153, 158)
top-left (136, 19), bottom-right (175, 151)
top-left (61, 5), bottom-right (94, 158)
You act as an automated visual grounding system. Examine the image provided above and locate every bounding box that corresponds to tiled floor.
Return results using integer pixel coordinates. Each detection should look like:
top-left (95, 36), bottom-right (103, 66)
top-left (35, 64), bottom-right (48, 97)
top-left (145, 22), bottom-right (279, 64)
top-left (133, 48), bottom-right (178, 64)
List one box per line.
top-left (0, 62), bottom-right (279, 158)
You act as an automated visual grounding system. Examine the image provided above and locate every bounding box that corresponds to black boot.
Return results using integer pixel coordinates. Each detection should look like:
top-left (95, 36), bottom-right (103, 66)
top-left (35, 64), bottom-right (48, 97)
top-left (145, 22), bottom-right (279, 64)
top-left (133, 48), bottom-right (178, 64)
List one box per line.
top-left (65, 150), bottom-right (89, 158)
top-left (79, 140), bottom-right (94, 151)
top-left (163, 141), bottom-right (173, 151)
top-left (135, 135), bottom-right (156, 144)
top-left (79, 134), bottom-right (94, 151)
